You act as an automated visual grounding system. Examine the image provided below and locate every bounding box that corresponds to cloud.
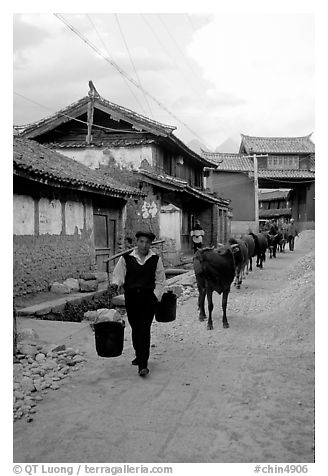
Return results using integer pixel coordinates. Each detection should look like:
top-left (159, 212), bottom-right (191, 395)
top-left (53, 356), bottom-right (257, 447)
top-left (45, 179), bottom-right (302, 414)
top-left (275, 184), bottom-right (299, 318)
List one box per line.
top-left (13, 14), bottom-right (51, 62)
top-left (13, 12), bottom-right (314, 150)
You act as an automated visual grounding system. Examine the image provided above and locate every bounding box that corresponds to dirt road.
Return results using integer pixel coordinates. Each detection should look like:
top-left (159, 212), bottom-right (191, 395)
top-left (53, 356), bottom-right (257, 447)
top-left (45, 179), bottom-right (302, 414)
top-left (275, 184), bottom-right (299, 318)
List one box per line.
top-left (13, 232), bottom-right (315, 463)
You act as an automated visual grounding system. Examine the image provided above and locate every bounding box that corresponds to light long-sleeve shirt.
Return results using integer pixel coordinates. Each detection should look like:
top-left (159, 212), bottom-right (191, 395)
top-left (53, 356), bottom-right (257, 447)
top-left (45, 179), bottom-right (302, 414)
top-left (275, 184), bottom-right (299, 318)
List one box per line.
top-left (112, 249), bottom-right (166, 301)
top-left (190, 228), bottom-right (204, 244)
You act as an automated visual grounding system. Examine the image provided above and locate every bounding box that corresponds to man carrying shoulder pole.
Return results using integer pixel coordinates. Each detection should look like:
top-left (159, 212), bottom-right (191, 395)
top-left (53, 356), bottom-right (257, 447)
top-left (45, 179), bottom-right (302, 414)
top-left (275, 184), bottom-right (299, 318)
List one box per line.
top-left (111, 231), bottom-right (165, 377)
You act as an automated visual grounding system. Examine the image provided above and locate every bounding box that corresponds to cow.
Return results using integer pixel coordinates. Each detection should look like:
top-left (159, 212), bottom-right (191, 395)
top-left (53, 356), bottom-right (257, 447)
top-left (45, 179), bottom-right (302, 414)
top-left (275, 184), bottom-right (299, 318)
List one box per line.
top-left (228, 237), bottom-right (248, 288)
top-left (241, 234), bottom-right (256, 274)
top-left (249, 232), bottom-right (268, 269)
top-left (193, 244), bottom-right (240, 330)
top-left (262, 231), bottom-right (279, 259)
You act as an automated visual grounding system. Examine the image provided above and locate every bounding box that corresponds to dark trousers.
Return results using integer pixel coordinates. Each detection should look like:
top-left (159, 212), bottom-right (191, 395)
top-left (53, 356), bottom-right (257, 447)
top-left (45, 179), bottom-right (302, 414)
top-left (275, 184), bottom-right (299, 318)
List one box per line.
top-left (124, 290), bottom-right (157, 370)
top-left (193, 242), bottom-right (202, 253)
top-left (288, 235), bottom-right (295, 251)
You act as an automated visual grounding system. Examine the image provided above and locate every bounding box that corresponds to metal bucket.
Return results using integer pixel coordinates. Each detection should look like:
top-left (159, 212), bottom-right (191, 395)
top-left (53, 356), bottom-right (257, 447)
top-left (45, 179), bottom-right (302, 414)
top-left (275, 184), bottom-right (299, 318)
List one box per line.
top-left (94, 321), bottom-right (125, 357)
top-left (155, 291), bottom-right (177, 323)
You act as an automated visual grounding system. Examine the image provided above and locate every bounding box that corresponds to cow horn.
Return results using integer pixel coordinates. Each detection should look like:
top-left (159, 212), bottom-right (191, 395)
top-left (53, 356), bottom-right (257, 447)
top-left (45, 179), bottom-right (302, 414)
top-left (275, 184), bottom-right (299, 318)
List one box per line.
top-left (230, 244), bottom-right (239, 249)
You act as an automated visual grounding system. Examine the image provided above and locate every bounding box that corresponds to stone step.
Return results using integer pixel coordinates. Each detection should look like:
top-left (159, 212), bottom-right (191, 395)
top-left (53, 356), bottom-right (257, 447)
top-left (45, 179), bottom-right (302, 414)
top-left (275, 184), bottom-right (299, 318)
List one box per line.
top-left (16, 283), bottom-right (108, 318)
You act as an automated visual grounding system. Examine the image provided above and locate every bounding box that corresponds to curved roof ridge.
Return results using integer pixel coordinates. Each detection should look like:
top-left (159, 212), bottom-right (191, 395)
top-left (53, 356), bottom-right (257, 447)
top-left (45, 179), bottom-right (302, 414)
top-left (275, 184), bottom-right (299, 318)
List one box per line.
top-left (18, 92), bottom-right (177, 136)
top-left (241, 133), bottom-right (313, 140)
top-left (16, 96), bottom-right (89, 132)
top-left (98, 95), bottom-right (176, 132)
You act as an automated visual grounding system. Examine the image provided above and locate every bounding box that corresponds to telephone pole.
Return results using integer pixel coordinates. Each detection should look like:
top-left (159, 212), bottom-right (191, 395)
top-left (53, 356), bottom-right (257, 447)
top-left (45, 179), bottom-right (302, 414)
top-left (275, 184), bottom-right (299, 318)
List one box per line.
top-left (253, 152), bottom-right (259, 233)
top-left (247, 150), bottom-right (268, 233)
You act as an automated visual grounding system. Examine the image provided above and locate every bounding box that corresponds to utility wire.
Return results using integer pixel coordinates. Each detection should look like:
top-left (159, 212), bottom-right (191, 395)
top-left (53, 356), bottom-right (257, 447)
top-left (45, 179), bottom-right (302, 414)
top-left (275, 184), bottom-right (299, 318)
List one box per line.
top-left (140, 13), bottom-right (205, 102)
top-left (14, 91), bottom-right (149, 134)
top-left (86, 14), bottom-right (148, 116)
top-left (114, 13), bottom-right (153, 118)
top-left (157, 14), bottom-right (200, 82)
top-left (54, 13), bottom-right (212, 148)
top-left (186, 14), bottom-right (197, 32)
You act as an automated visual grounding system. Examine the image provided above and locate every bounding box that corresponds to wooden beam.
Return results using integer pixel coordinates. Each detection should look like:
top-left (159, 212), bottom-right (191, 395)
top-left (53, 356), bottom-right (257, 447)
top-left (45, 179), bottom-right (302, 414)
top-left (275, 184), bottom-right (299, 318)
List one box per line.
top-left (103, 240), bottom-right (165, 262)
top-left (86, 97), bottom-right (95, 145)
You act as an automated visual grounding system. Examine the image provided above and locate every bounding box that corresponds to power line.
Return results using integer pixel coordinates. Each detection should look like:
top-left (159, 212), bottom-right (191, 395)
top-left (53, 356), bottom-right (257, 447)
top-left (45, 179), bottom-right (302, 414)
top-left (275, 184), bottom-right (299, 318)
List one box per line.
top-left (85, 14), bottom-right (148, 116)
top-left (114, 13), bottom-right (153, 118)
top-left (14, 91), bottom-right (149, 134)
top-left (157, 14), bottom-right (200, 83)
top-left (54, 13), bottom-right (212, 148)
top-left (185, 14), bottom-right (197, 32)
top-left (140, 13), bottom-right (205, 103)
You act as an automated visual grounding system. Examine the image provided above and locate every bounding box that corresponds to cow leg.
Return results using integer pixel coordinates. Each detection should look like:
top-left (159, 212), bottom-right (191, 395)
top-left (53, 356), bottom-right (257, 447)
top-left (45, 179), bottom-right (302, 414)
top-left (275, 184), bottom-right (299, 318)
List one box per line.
top-left (236, 269), bottom-right (241, 289)
top-left (197, 282), bottom-right (206, 321)
top-left (260, 253), bottom-right (264, 269)
top-left (249, 257), bottom-right (253, 272)
top-left (222, 289), bottom-right (230, 328)
top-left (206, 289), bottom-right (214, 330)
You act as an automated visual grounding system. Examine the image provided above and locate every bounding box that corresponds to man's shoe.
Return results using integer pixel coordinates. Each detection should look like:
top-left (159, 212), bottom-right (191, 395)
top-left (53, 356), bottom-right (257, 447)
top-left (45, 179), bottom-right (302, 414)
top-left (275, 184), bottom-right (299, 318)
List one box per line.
top-left (138, 368), bottom-right (150, 377)
top-left (131, 358), bottom-right (139, 366)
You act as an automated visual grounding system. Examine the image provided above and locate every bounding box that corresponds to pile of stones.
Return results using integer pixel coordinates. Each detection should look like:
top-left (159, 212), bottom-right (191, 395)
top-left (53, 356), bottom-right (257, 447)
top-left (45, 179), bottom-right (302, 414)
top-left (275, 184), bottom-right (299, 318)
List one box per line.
top-left (165, 271), bottom-right (198, 306)
top-left (13, 342), bottom-right (87, 423)
top-left (50, 271), bottom-right (108, 295)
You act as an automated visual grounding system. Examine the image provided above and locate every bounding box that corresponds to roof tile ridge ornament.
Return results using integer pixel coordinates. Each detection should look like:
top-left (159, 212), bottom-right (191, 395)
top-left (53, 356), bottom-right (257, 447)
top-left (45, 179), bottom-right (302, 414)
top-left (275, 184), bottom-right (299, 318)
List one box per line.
top-left (88, 80), bottom-right (100, 99)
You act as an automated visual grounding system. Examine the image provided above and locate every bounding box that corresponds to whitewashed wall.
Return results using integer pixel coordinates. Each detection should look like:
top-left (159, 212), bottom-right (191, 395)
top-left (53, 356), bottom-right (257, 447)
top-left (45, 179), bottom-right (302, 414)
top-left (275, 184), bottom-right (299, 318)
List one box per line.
top-left (13, 194), bottom-right (34, 235)
top-left (59, 145), bottom-right (155, 170)
top-left (160, 204), bottom-right (181, 250)
top-left (39, 198), bottom-right (62, 235)
top-left (14, 194), bottom-right (94, 236)
top-left (65, 200), bottom-right (84, 234)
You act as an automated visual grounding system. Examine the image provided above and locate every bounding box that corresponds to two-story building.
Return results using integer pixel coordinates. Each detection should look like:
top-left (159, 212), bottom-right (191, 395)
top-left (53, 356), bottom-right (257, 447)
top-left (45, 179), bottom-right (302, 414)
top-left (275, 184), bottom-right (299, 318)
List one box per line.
top-left (258, 189), bottom-right (292, 227)
top-left (17, 82), bottom-right (231, 262)
top-left (202, 134), bottom-right (315, 235)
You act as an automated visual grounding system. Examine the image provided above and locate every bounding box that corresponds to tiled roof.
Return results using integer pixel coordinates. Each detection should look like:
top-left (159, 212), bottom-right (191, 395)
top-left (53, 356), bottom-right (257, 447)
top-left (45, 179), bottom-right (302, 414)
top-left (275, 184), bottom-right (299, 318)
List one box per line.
top-left (259, 207), bottom-right (292, 218)
top-left (201, 151), bottom-right (253, 171)
top-left (49, 137), bottom-right (156, 148)
top-left (258, 190), bottom-right (291, 201)
top-left (201, 151), bottom-right (315, 180)
top-left (240, 134), bottom-right (315, 154)
top-left (251, 170), bottom-right (315, 179)
top-left (18, 95), bottom-right (176, 138)
top-left (138, 169), bottom-right (229, 205)
top-left (13, 137), bottom-right (144, 198)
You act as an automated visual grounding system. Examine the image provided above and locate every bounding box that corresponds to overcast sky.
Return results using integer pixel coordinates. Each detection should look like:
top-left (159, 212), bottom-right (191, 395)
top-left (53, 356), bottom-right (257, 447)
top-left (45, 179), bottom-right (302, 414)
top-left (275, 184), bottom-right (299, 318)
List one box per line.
top-left (13, 9), bottom-right (314, 151)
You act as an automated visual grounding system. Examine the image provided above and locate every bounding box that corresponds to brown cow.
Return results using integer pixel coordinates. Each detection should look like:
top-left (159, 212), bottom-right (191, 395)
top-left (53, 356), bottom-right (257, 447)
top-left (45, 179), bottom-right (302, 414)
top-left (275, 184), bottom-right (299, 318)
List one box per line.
top-left (193, 244), bottom-right (239, 330)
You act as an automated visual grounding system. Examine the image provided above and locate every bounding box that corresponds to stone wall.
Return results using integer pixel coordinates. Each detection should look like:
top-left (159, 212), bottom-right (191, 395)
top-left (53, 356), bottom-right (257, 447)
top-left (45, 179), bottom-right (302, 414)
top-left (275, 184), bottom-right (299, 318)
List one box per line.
top-left (13, 231), bottom-right (95, 297)
top-left (13, 183), bottom-right (124, 297)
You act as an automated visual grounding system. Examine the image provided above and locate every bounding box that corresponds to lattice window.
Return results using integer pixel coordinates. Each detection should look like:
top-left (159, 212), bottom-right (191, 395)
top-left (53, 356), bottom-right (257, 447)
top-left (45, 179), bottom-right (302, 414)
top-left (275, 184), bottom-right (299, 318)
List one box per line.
top-left (267, 156), bottom-right (299, 170)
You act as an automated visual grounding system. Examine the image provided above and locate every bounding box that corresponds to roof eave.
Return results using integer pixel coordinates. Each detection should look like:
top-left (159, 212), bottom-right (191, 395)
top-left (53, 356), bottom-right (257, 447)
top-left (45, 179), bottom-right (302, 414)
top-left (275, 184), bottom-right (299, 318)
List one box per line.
top-left (13, 167), bottom-right (145, 199)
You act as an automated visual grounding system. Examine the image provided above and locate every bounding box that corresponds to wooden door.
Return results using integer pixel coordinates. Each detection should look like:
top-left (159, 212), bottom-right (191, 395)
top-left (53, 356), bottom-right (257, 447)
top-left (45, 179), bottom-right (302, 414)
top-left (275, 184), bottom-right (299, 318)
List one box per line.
top-left (94, 213), bottom-right (116, 272)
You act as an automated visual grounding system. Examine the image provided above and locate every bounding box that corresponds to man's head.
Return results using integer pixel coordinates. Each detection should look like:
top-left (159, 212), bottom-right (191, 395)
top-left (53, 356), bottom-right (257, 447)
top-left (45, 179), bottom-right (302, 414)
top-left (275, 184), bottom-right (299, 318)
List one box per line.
top-left (290, 218), bottom-right (294, 223)
top-left (135, 231), bottom-right (155, 256)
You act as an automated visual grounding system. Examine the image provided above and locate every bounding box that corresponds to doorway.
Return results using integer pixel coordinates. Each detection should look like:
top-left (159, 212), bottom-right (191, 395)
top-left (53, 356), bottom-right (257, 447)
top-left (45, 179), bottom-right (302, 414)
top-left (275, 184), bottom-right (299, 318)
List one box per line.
top-left (93, 213), bottom-right (116, 272)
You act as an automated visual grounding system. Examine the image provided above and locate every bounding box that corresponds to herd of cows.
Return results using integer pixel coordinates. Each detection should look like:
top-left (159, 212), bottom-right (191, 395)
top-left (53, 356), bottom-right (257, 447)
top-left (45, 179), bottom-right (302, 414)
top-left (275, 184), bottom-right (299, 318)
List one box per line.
top-left (193, 230), bottom-right (289, 330)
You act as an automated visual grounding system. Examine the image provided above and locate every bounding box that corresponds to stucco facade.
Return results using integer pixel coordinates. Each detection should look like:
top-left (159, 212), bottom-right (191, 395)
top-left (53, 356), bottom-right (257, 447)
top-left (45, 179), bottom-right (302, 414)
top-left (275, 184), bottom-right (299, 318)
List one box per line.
top-left (60, 145), bottom-right (155, 171)
top-left (206, 170), bottom-right (256, 235)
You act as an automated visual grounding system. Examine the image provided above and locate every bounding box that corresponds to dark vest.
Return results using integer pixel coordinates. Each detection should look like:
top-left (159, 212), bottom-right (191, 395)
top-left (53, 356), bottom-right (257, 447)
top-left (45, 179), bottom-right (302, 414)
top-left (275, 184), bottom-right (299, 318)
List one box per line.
top-left (123, 253), bottom-right (159, 291)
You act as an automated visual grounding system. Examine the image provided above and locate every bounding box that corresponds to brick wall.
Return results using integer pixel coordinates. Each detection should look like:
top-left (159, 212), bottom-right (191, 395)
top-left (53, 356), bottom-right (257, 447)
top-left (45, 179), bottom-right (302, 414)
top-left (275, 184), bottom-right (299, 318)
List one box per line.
top-left (13, 230), bottom-right (96, 297)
